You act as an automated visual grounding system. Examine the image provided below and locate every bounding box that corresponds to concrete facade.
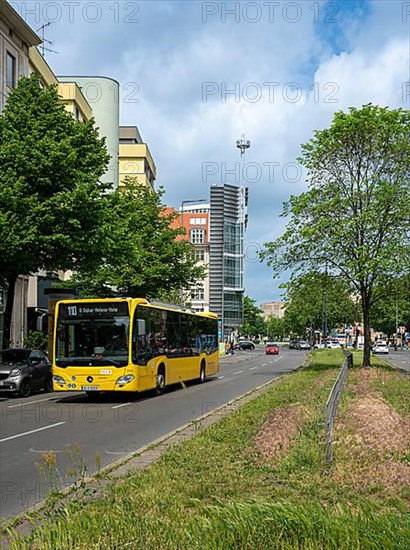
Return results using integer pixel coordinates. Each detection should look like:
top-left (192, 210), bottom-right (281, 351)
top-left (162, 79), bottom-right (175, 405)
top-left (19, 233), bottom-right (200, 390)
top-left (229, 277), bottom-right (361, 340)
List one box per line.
top-left (58, 76), bottom-right (120, 189)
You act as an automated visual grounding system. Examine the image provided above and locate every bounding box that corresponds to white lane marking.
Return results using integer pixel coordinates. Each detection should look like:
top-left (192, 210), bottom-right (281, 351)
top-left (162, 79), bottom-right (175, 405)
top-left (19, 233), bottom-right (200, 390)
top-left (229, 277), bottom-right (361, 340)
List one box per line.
top-left (261, 363), bottom-right (268, 367)
top-left (249, 366), bottom-right (258, 370)
top-left (111, 402), bottom-right (132, 410)
top-left (233, 370), bottom-right (243, 375)
top-left (7, 397), bottom-right (58, 409)
top-left (217, 376), bottom-right (224, 379)
top-left (29, 447), bottom-right (65, 454)
top-left (0, 422), bottom-right (66, 443)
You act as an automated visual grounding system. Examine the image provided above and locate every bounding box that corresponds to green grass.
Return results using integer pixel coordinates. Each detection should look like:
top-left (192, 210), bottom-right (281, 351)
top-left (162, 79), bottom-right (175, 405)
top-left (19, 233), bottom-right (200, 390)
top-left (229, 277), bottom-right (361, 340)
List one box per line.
top-left (5, 351), bottom-right (410, 549)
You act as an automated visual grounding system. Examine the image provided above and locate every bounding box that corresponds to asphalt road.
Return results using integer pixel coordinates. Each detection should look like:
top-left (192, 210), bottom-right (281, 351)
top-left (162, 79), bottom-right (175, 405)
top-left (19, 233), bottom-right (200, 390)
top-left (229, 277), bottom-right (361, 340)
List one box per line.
top-left (385, 349), bottom-right (410, 373)
top-left (0, 347), bottom-right (306, 520)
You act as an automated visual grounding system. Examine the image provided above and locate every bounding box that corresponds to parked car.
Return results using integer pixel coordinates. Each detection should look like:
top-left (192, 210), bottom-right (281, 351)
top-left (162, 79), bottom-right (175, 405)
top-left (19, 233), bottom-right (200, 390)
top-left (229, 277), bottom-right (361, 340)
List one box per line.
top-left (238, 340), bottom-right (255, 350)
top-left (314, 343), bottom-right (326, 349)
top-left (0, 349), bottom-right (52, 397)
top-left (372, 342), bottom-right (389, 354)
top-left (265, 342), bottom-right (279, 355)
top-left (297, 340), bottom-right (311, 350)
top-left (289, 339), bottom-right (300, 349)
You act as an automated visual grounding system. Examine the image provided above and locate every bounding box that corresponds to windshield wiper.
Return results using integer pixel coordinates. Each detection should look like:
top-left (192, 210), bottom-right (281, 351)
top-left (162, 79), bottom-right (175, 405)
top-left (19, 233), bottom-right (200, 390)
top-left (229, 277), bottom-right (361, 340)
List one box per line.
top-left (56, 357), bottom-right (123, 368)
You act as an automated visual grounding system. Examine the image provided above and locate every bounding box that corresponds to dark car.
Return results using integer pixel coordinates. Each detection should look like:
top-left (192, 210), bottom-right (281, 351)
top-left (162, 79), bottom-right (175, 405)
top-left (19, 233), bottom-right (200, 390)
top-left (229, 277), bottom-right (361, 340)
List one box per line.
top-left (289, 339), bottom-right (300, 349)
top-left (265, 342), bottom-right (279, 355)
top-left (0, 349), bottom-right (52, 397)
top-left (238, 340), bottom-right (255, 350)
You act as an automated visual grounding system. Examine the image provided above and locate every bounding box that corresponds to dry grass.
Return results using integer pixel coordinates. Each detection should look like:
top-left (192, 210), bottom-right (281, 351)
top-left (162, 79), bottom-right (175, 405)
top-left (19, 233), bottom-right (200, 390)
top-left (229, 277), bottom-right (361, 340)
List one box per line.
top-left (254, 404), bottom-right (311, 461)
top-left (334, 369), bottom-right (410, 492)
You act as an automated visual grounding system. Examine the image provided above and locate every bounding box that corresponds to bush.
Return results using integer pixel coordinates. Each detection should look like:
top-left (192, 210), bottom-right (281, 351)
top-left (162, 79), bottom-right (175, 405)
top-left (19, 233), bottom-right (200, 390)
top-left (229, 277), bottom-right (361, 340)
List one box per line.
top-left (24, 331), bottom-right (48, 351)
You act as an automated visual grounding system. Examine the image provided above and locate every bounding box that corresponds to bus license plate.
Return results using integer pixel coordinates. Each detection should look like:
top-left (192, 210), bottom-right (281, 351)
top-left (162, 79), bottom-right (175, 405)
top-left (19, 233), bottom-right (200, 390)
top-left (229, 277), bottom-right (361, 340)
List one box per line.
top-left (81, 386), bottom-right (100, 391)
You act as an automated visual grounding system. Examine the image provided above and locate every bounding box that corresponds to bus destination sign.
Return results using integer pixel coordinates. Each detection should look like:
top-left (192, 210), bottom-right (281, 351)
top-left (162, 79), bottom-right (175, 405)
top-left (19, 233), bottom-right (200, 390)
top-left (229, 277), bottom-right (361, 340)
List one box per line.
top-left (59, 302), bottom-right (129, 318)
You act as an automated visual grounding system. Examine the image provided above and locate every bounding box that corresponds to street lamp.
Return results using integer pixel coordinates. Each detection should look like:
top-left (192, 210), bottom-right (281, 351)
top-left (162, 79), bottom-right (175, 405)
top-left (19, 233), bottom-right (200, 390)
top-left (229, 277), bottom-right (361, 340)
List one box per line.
top-left (180, 198), bottom-right (207, 307)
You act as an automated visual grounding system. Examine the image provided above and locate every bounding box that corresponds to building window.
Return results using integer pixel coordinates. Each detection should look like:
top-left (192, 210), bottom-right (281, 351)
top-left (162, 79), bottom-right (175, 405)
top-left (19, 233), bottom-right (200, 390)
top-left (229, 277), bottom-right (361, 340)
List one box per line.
top-left (191, 288), bottom-right (204, 301)
top-left (6, 52), bottom-right (16, 88)
top-left (190, 228), bottom-right (205, 244)
top-left (75, 107), bottom-right (80, 121)
top-left (190, 218), bottom-right (206, 225)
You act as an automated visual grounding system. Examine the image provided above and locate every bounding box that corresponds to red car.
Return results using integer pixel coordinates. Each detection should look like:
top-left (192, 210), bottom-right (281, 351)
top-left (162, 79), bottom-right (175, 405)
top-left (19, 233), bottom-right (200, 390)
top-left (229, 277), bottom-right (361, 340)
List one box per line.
top-left (265, 342), bottom-right (279, 355)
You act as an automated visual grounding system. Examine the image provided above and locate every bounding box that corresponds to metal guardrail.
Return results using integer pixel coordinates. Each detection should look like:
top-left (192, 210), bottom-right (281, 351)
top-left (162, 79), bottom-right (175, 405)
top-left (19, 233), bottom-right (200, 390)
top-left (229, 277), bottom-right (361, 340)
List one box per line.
top-left (318, 351), bottom-right (352, 474)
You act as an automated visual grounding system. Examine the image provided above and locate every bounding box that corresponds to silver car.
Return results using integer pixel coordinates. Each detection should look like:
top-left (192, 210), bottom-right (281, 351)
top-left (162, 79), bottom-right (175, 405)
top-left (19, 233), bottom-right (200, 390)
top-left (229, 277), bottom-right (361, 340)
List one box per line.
top-left (0, 349), bottom-right (52, 397)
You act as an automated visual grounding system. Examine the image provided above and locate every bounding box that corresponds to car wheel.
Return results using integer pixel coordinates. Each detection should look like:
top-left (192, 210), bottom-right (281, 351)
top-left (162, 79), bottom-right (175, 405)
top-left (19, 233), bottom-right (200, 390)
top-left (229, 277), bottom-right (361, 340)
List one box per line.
top-left (155, 366), bottom-right (166, 396)
top-left (44, 375), bottom-right (53, 393)
top-left (19, 379), bottom-right (31, 398)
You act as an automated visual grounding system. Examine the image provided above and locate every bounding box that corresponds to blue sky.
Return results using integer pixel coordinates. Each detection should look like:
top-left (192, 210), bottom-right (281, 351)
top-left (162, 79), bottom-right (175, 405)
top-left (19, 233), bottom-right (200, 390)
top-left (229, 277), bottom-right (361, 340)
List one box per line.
top-left (14, 0), bottom-right (410, 305)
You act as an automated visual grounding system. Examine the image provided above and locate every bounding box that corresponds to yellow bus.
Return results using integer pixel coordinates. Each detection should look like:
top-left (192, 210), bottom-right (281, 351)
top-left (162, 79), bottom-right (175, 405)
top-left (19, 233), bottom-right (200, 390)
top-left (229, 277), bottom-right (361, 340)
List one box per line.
top-left (52, 298), bottom-right (219, 396)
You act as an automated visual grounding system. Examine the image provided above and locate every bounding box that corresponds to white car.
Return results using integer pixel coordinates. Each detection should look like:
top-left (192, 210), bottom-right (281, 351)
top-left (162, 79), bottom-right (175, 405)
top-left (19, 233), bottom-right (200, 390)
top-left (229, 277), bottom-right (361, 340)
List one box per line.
top-left (372, 343), bottom-right (389, 354)
top-left (327, 340), bottom-right (342, 349)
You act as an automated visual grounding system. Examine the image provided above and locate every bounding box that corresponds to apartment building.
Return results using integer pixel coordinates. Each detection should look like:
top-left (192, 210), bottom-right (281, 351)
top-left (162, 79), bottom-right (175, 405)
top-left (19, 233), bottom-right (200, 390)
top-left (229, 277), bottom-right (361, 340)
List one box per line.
top-left (119, 126), bottom-right (156, 191)
top-left (260, 301), bottom-right (286, 320)
top-left (0, 0), bottom-right (41, 112)
top-left (166, 203), bottom-right (210, 313)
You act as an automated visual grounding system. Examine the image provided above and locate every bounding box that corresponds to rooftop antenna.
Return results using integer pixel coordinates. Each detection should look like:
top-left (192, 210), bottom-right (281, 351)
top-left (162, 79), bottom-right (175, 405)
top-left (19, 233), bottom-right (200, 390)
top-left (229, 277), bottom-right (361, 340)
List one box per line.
top-left (36, 23), bottom-right (58, 57)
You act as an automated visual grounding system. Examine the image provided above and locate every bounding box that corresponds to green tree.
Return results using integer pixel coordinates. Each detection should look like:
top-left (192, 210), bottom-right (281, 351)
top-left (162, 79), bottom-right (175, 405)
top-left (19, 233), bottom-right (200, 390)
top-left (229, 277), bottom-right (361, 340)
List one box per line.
top-left (262, 105), bottom-right (410, 366)
top-left (242, 296), bottom-right (265, 338)
top-left (0, 74), bottom-right (110, 345)
top-left (281, 272), bottom-right (356, 339)
top-left (69, 180), bottom-right (204, 298)
top-left (370, 276), bottom-right (410, 338)
top-left (266, 315), bottom-right (286, 340)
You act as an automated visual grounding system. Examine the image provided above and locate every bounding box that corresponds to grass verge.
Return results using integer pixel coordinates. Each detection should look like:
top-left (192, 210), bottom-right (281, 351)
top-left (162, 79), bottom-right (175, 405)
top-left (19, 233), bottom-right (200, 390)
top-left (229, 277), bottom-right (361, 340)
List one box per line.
top-left (5, 350), bottom-right (410, 549)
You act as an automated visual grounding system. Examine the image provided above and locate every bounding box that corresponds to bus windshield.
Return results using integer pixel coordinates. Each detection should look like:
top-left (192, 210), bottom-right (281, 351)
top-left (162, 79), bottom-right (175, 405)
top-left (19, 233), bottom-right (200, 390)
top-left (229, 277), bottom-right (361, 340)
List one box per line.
top-left (55, 302), bottom-right (130, 367)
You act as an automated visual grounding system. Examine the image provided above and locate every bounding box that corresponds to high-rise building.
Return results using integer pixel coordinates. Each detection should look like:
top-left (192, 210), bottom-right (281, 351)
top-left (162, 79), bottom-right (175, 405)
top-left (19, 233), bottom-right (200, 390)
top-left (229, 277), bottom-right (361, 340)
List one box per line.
top-left (209, 184), bottom-right (248, 340)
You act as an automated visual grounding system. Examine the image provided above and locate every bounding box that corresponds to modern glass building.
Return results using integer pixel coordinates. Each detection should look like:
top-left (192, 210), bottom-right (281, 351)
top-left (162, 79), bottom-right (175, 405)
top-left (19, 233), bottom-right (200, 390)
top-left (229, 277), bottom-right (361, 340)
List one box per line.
top-left (209, 184), bottom-right (248, 340)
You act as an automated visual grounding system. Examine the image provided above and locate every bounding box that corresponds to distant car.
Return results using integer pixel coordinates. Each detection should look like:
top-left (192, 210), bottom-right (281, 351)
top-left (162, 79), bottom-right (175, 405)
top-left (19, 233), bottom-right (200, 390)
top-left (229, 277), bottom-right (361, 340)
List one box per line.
top-left (314, 343), bottom-right (326, 349)
top-left (372, 343), bottom-right (389, 354)
top-left (265, 342), bottom-right (279, 355)
top-left (0, 349), bottom-right (52, 397)
top-left (289, 339), bottom-right (300, 349)
top-left (238, 340), bottom-right (255, 350)
top-left (326, 340), bottom-right (342, 349)
top-left (297, 340), bottom-right (311, 350)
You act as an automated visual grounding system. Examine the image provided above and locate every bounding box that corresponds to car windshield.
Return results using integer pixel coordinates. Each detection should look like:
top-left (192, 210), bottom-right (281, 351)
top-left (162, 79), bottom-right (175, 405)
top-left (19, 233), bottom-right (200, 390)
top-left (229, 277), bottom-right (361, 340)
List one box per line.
top-left (0, 349), bottom-right (30, 364)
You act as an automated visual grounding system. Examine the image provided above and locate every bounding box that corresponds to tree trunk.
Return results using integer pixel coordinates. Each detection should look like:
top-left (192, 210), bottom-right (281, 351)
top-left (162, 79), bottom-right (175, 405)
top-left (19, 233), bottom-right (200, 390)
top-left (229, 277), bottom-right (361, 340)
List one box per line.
top-left (3, 273), bottom-right (18, 348)
top-left (361, 290), bottom-right (371, 368)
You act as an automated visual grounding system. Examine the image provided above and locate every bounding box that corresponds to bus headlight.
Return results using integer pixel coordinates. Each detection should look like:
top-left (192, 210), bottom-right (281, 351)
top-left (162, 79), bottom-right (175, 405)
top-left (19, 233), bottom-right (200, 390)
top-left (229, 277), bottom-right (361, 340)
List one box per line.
top-left (115, 374), bottom-right (134, 385)
top-left (53, 375), bottom-right (65, 385)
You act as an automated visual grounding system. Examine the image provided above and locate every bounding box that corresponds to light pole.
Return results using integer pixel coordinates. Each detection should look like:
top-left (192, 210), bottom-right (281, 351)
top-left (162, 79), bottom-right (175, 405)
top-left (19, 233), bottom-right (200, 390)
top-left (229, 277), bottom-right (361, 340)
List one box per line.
top-left (180, 198), bottom-right (207, 308)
